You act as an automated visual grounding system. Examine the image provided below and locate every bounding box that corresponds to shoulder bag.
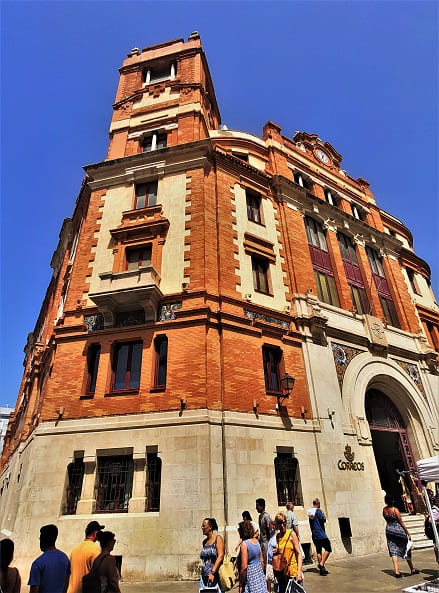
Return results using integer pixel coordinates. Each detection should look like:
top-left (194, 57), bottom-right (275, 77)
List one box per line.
top-left (218, 551), bottom-right (238, 592)
top-left (272, 531), bottom-right (294, 579)
top-left (82, 554), bottom-right (106, 593)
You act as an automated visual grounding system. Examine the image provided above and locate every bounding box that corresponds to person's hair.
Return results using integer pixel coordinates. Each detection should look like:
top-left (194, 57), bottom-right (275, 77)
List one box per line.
top-left (384, 494), bottom-right (394, 507)
top-left (204, 518), bottom-right (219, 532)
top-left (256, 498), bottom-right (265, 509)
top-left (275, 512), bottom-right (286, 525)
top-left (40, 524), bottom-right (58, 548)
top-left (0, 539), bottom-right (15, 588)
top-left (97, 531), bottom-right (115, 549)
top-left (242, 511), bottom-right (252, 521)
top-left (312, 498), bottom-right (320, 506)
top-left (238, 520), bottom-right (255, 540)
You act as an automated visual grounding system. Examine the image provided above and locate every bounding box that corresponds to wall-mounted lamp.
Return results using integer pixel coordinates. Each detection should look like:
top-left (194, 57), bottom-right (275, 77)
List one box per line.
top-left (180, 398), bottom-right (187, 410)
top-left (273, 373), bottom-right (295, 411)
top-left (252, 399), bottom-right (259, 414)
top-left (301, 406), bottom-right (308, 419)
top-left (327, 408), bottom-right (335, 420)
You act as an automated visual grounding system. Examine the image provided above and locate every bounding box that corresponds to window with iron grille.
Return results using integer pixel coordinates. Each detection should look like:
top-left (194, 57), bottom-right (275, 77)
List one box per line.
top-left (96, 455), bottom-right (133, 513)
top-left (63, 458), bottom-right (85, 515)
top-left (153, 336), bottom-right (168, 389)
top-left (146, 452), bottom-right (162, 512)
top-left (85, 344), bottom-right (101, 395)
top-left (262, 345), bottom-right (282, 394)
top-left (338, 233), bottom-right (369, 315)
top-left (135, 182), bottom-right (158, 209)
top-left (246, 190), bottom-right (262, 224)
top-left (111, 341), bottom-right (143, 392)
top-left (305, 217), bottom-right (340, 307)
top-left (366, 246), bottom-right (400, 327)
top-left (274, 453), bottom-right (303, 506)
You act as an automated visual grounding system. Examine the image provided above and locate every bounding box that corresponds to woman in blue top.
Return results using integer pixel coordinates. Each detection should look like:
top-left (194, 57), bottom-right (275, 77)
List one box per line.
top-left (200, 518), bottom-right (224, 591)
top-left (239, 519), bottom-right (267, 593)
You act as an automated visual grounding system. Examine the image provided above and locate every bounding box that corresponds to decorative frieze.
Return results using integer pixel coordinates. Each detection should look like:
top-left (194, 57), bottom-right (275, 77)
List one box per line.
top-left (331, 342), bottom-right (363, 391)
top-left (244, 309), bottom-right (290, 329)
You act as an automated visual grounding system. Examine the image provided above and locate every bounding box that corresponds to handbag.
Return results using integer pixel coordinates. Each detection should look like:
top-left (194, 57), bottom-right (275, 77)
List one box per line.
top-left (218, 552), bottom-right (238, 592)
top-left (272, 531), bottom-right (294, 579)
top-left (285, 577), bottom-right (307, 593)
top-left (82, 554), bottom-right (105, 593)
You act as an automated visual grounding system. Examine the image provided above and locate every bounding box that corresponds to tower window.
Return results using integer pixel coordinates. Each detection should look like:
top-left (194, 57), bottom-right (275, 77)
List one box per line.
top-left (153, 336), bottom-right (168, 390)
top-left (135, 182), bottom-right (158, 209)
top-left (252, 256), bottom-right (270, 294)
top-left (351, 203), bottom-right (366, 221)
top-left (324, 188), bottom-right (338, 206)
top-left (246, 190), bottom-right (262, 224)
top-left (293, 171), bottom-right (310, 189)
top-left (407, 269), bottom-right (421, 295)
top-left (262, 345), bottom-right (282, 394)
top-left (141, 132), bottom-right (167, 152)
top-left (111, 341), bottom-right (143, 392)
top-left (126, 246), bottom-right (152, 270)
top-left (143, 62), bottom-right (177, 84)
top-left (85, 344), bottom-right (101, 395)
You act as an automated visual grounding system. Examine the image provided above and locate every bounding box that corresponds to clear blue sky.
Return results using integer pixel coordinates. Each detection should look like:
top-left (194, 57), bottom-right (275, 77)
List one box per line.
top-left (1, 1), bottom-right (438, 408)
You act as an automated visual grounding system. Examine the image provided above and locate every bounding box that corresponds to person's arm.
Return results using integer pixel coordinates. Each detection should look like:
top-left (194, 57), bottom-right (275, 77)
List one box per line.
top-left (104, 556), bottom-right (121, 593)
top-left (394, 508), bottom-right (411, 538)
top-left (13, 568), bottom-right (22, 593)
top-left (290, 532), bottom-right (303, 581)
top-left (239, 542), bottom-right (248, 593)
top-left (208, 535), bottom-right (225, 583)
top-left (28, 560), bottom-right (41, 593)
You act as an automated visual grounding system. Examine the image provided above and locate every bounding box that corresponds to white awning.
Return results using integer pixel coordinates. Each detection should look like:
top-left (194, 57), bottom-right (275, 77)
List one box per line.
top-left (416, 456), bottom-right (439, 482)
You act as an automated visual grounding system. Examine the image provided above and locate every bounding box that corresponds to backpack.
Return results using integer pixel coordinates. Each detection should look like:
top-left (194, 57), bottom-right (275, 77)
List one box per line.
top-left (82, 554), bottom-right (105, 593)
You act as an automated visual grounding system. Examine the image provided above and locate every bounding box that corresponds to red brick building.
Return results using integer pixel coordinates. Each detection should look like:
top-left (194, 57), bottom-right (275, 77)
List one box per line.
top-left (1, 33), bottom-right (438, 581)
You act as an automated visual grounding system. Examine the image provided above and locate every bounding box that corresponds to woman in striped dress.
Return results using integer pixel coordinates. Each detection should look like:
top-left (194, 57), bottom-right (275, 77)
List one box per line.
top-left (239, 519), bottom-right (268, 593)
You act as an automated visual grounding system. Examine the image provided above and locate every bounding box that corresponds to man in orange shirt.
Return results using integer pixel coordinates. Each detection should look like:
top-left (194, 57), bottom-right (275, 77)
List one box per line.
top-left (66, 521), bottom-right (104, 593)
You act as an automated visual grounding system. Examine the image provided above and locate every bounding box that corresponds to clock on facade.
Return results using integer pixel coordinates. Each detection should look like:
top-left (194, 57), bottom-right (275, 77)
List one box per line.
top-left (316, 149), bottom-right (329, 164)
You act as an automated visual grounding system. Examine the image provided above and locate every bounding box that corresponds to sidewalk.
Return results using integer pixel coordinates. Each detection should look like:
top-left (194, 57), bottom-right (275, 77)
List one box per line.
top-left (120, 548), bottom-right (438, 593)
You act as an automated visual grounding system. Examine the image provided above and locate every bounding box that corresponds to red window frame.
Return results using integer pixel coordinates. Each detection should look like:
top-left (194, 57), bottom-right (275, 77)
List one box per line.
top-left (111, 341), bottom-right (143, 392)
top-left (153, 336), bottom-right (168, 390)
top-left (125, 246), bottom-right (152, 270)
top-left (366, 246), bottom-right (400, 327)
top-left (246, 190), bottom-right (262, 224)
top-left (338, 233), bottom-right (370, 314)
top-left (262, 345), bottom-right (282, 394)
top-left (134, 182), bottom-right (158, 209)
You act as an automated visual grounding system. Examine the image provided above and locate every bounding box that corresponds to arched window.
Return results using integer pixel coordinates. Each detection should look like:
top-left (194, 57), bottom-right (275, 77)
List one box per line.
top-left (63, 458), bottom-right (84, 515)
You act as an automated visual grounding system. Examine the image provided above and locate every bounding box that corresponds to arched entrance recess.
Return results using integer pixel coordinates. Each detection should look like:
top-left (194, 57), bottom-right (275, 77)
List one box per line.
top-left (365, 389), bottom-right (422, 512)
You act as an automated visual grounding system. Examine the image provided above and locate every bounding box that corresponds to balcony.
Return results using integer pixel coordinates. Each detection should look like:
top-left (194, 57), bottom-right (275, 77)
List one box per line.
top-left (89, 264), bottom-right (162, 324)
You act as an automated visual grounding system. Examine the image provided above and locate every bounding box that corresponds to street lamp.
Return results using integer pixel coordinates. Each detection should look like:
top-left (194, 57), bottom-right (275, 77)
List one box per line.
top-left (276, 372), bottom-right (295, 410)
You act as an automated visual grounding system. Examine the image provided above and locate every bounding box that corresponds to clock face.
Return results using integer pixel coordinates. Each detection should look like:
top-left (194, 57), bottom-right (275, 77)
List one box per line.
top-left (316, 149), bottom-right (329, 164)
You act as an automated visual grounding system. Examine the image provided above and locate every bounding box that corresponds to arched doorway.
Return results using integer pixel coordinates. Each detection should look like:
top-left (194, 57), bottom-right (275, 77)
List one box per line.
top-left (366, 389), bottom-right (423, 513)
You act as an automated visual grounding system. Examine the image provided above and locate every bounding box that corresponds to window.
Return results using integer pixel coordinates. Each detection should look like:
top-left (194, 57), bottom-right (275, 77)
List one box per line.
top-left (338, 233), bottom-right (369, 315)
top-left (135, 182), bottom-right (158, 209)
top-left (63, 458), bottom-right (84, 515)
top-left (324, 188), bottom-right (338, 206)
top-left (252, 256), bottom-right (270, 294)
top-left (305, 217), bottom-right (340, 307)
top-left (126, 245), bottom-right (152, 270)
top-left (111, 341), bottom-right (143, 392)
top-left (141, 132), bottom-right (167, 152)
top-left (153, 336), bottom-right (168, 389)
top-left (96, 455), bottom-right (133, 513)
top-left (143, 61), bottom-right (176, 84)
top-left (293, 171), bottom-right (310, 189)
top-left (351, 203), bottom-right (366, 221)
top-left (407, 269), bottom-right (421, 295)
top-left (262, 345), bottom-right (282, 394)
top-left (85, 344), bottom-right (101, 395)
top-left (146, 452), bottom-right (162, 512)
top-left (232, 152), bottom-right (249, 162)
top-left (246, 190), bottom-right (262, 224)
top-left (274, 452), bottom-right (303, 506)
top-left (366, 246), bottom-right (400, 327)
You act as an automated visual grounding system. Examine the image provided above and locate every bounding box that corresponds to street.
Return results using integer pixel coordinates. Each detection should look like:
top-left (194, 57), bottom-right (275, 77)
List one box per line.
top-left (120, 547), bottom-right (438, 593)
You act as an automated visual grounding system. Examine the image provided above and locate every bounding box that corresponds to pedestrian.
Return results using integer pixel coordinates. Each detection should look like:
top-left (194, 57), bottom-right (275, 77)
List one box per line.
top-left (425, 495), bottom-right (439, 562)
top-left (0, 539), bottom-right (21, 593)
top-left (236, 512), bottom-right (260, 553)
top-left (91, 531), bottom-right (121, 593)
top-left (383, 494), bottom-right (419, 578)
top-left (66, 520), bottom-right (104, 593)
top-left (285, 502), bottom-right (299, 537)
top-left (272, 512), bottom-right (303, 593)
top-left (28, 524), bottom-right (70, 593)
top-left (256, 498), bottom-right (272, 570)
top-left (266, 518), bottom-right (278, 593)
top-left (307, 498), bottom-right (331, 576)
top-left (238, 519), bottom-right (267, 593)
top-left (199, 518), bottom-right (224, 592)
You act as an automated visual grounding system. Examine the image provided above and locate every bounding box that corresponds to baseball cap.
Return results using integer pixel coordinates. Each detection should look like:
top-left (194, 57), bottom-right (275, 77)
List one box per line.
top-left (85, 521), bottom-right (105, 535)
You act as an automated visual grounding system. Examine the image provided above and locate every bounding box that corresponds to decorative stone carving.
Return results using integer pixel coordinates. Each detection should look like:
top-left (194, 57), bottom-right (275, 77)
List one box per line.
top-left (364, 315), bottom-right (388, 353)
